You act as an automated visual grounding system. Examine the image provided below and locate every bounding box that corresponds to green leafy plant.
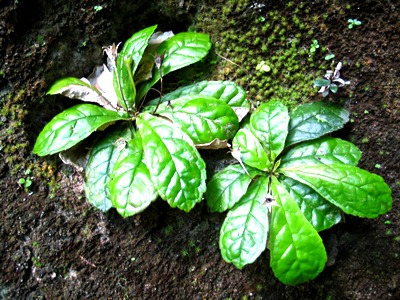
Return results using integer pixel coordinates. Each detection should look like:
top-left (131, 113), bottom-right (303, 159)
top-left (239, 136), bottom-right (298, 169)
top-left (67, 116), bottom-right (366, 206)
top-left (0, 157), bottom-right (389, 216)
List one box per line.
top-left (256, 60), bottom-right (271, 73)
top-left (309, 39), bottom-right (319, 54)
top-left (33, 25), bottom-right (249, 217)
top-left (314, 62), bottom-right (350, 97)
top-left (18, 169), bottom-right (33, 190)
top-left (348, 18), bottom-right (362, 29)
top-left (324, 53), bottom-right (335, 61)
top-left (206, 100), bottom-right (392, 285)
top-left (94, 5), bottom-right (103, 12)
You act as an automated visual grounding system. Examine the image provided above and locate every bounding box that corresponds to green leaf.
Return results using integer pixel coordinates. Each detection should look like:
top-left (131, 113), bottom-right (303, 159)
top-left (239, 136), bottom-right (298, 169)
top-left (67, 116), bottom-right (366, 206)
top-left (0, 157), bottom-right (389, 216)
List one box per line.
top-left (33, 104), bottom-right (129, 156)
top-left (25, 178), bottom-right (32, 188)
top-left (113, 56), bottom-right (136, 110)
top-left (119, 25), bottom-right (158, 76)
top-left (219, 176), bottom-right (270, 269)
top-left (206, 164), bottom-right (262, 212)
top-left (232, 128), bottom-right (272, 171)
top-left (330, 83), bottom-right (338, 93)
top-left (280, 177), bottom-right (342, 231)
top-left (154, 95), bottom-right (239, 145)
top-left (109, 136), bottom-right (158, 217)
top-left (280, 137), bottom-right (362, 168)
top-left (250, 101), bottom-right (289, 162)
top-left (47, 77), bottom-right (96, 95)
top-left (84, 124), bottom-right (133, 212)
top-left (281, 164), bottom-right (392, 218)
top-left (314, 78), bottom-right (330, 87)
top-left (47, 77), bottom-right (117, 110)
top-left (145, 80), bottom-right (250, 120)
top-left (286, 101), bottom-right (349, 147)
top-left (116, 25), bottom-right (157, 109)
top-left (270, 177), bottom-right (327, 285)
top-left (132, 31), bottom-right (175, 86)
top-left (136, 32), bottom-right (212, 101)
top-left (136, 113), bottom-right (206, 211)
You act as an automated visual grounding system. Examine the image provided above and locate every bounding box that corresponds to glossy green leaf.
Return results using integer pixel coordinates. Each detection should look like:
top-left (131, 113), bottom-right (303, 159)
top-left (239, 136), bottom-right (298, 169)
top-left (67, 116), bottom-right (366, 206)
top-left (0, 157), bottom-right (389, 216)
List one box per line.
top-left (136, 32), bottom-right (212, 101)
top-left (136, 113), bottom-right (206, 211)
top-left (154, 95), bottom-right (239, 145)
top-left (314, 78), bottom-right (330, 87)
top-left (280, 137), bottom-right (362, 168)
top-left (286, 101), bottom-right (349, 147)
top-left (33, 104), bottom-right (129, 156)
top-left (47, 77), bottom-right (97, 95)
top-left (133, 31), bottom-right (175, 86)
top-left (206, 164), bottom-right (262, 212)
top-left (232, 128), bottom-right (272, 171)
top-left (84, 124), bottom-right (133, 212)
top-left (219, 176), bottom-right (270, 269)
top-left (47, 77), bottom-right (117, 110)
top-left (281, 164), bottom-right (392, 218)
top-left (119, 25), bottom-right (158, 76)
top-left (115, 25), bottom-right (157, 109)
top-left (109, 136), bottom-right (158, 217)
top-left (280, 177), bottom-right (342, 231)
top-left (145, 80), bottom-right (250, 120)
top-left (250, 101), bottom-right (289, 162)
top-left (113, 56), bottom-right (136, 110)
top-left (270, 177), bottom-right (327, 285)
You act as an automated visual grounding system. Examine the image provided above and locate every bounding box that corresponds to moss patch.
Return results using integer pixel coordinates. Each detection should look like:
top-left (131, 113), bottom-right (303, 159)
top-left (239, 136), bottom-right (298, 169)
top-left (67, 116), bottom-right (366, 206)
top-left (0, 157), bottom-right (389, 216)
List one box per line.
top-left (194, 0), bottom-right (333, 108)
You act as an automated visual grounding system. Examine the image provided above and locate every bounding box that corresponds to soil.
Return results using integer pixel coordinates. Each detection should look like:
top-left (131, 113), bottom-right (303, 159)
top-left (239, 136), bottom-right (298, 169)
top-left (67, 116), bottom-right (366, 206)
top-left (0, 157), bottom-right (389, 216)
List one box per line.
top-left (1, 0), bottom-right (399, 299)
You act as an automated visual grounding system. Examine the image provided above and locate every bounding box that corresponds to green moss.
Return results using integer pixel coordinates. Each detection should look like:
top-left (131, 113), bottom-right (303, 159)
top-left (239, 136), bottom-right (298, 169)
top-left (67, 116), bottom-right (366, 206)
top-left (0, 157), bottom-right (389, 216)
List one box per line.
top-left (164, 225), bottom-right (174, 236)
top-left (361, 137), bottom-right (370, 143)
top-left (194, 2), bottom-right (322, 108)
top-left (0, 85), bottom-right (60, 197)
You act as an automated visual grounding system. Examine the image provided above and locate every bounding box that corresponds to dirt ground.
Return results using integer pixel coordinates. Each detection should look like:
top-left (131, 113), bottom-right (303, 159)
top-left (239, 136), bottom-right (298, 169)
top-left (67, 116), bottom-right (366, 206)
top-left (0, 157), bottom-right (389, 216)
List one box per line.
top-left (1, 0), bottom-right (399, 299)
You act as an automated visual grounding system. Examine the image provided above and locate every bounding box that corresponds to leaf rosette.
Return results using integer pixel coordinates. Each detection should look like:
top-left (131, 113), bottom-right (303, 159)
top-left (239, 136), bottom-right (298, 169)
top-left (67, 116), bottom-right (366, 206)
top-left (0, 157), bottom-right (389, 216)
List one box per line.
top-left (34, 25), bottom-right (250, 218)
top-left (206, 100), bottom-right (392, 285)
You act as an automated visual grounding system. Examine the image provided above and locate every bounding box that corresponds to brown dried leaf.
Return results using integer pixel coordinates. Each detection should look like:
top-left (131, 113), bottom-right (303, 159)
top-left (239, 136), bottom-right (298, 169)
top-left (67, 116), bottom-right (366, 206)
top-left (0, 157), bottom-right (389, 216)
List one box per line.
top-left (195, 138), bottom-right (230, 150)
